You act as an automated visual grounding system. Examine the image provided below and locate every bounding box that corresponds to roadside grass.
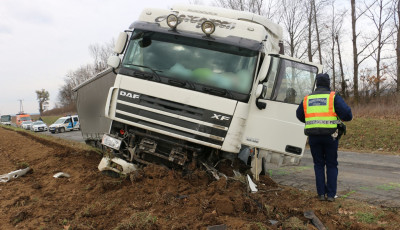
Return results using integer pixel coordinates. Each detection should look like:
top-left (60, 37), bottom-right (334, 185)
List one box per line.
top-left (336, 199), bottom-right (393, 227)
top-left (339, 117), bottom-right (400, 155)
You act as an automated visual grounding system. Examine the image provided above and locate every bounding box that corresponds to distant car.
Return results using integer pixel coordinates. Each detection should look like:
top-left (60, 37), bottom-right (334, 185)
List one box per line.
top-left (30, 121), bottom-right (48, 132)
top-left (49, 115), bottom-right (80, 133)
top-left (21, 121), bottom-right (33, 130)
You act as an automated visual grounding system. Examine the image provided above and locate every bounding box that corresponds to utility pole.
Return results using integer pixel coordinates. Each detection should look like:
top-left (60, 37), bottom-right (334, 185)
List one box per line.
top-left (18, 99), bottom-right (24, 114)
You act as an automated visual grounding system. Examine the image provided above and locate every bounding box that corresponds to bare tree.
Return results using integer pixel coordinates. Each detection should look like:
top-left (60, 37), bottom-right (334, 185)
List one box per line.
top-left (396, 0), bottom-right (400, 93)
top-left (35, 89), bottom-right (50, 116)
top-left (279, 0), bottom-right (308, 58)
top-left (365, 0), bottom-right (396, 97)
top-left (58, 64), bottom-right (96, 107)
top-left (306, 0), bottom-right (314, 62)
top-left (350, 0), bottom-right (375, 104)
top-left (89, 39), bottom-right (114, 74)
top-left (213, 0), bottom-right (280, 19)
top-left (188, 0), bottom-right (204, 4)
top-left (327, 1), bottom-right (346, 92)
top-left (336, 34), bottom-right (347, 97)
top-left (312, 0), bottom-right (330, 64)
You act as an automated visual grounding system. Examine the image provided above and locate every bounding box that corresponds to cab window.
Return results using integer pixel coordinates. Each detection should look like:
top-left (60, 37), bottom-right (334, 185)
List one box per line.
top-left (261, 56), bottom-right (318, 104)
top-left (64, 118), bottom-right (72, 124)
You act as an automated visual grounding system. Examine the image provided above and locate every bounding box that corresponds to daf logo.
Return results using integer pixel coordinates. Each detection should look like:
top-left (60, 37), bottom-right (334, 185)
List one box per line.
top-left (211, 114), bottom-right (230, 121)
top-left (120, 91), bottom-right (140, 99)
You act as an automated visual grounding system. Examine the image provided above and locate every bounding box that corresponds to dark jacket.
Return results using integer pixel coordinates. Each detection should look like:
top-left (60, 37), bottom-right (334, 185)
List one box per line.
top-left (296, 87), bottom-right (353, 124)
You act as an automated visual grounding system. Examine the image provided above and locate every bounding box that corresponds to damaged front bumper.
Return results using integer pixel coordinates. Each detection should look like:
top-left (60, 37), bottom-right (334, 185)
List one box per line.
top-left (98, 157), bottom-right (138, 175)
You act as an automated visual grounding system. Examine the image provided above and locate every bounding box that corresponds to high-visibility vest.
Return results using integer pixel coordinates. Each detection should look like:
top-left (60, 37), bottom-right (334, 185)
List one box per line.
top-left (303, 91), bottom-right (340, 136)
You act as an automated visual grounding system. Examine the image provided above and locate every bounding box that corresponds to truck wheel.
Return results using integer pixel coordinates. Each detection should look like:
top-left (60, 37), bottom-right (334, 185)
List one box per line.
top-left (60, 127), bottom-right (65, 133)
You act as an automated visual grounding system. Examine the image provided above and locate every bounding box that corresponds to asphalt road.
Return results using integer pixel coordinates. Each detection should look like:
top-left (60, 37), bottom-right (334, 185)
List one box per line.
top-left (43, 130), bottom-right (400, 207)
top-left (267, 150), bottom-right (400, 207)
top-left (41, 129), bottom-right (85, 143)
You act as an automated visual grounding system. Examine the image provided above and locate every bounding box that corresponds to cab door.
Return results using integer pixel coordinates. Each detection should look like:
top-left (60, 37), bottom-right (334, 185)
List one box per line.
top-left (242, 55), bottom-right (321, 157)
top-left (65, 118), bottom-right (73, 130)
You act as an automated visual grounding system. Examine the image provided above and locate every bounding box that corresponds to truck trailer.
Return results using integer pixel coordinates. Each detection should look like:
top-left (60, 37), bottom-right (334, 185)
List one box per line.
top-left (75, 4), bottom-right (321, 176)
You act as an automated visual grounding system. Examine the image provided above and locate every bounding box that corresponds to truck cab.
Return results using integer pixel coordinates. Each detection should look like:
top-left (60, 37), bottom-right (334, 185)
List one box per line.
top-left (16, 114), bottom-right (32, 127)
top-left (97, 5), bottom-right (321, 173)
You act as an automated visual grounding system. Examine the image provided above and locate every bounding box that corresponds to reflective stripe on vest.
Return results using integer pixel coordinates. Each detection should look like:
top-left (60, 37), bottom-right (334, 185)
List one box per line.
top-left (303, 92), bottom-right (338, 133)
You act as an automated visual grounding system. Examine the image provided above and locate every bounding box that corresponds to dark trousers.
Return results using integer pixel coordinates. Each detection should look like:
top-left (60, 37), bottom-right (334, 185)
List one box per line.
top-left (309, 135), bottom-right (339, 198)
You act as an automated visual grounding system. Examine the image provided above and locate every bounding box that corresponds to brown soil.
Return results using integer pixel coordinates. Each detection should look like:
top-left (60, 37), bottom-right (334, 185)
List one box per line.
top-left (0, 127), bottom-right (399, 230)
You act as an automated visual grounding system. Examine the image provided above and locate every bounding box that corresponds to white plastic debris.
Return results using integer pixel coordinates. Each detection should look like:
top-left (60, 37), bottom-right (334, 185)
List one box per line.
top-left (53, 172), bottom-right (71, 178)
top-left (0, 167), bottom-right (31, 183)
top-left (98, 157), bottom-right (138, 174)
top-left (246, 174), bottom-right (258, 193)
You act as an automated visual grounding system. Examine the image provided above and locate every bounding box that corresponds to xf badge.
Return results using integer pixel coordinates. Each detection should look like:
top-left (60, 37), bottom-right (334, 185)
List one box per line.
top-left (211, 114), bottom-right (230, 121)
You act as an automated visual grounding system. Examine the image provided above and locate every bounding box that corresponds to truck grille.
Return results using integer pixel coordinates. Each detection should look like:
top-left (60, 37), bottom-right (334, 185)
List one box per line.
top-left (114, 89), bottom-right (233, 147)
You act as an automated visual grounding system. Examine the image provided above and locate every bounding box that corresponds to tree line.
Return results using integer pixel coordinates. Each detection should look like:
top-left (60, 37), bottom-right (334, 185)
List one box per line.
top-left (211, 0), bottom-right (400, 103)
top-left (58, 0), bottom-right (399, 108)
top-left (57, 40), bottom-right (114, 108)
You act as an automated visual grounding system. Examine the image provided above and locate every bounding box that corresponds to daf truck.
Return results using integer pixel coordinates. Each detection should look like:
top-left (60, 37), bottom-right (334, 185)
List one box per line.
top-left (77, 4), bottom-right (322, 176)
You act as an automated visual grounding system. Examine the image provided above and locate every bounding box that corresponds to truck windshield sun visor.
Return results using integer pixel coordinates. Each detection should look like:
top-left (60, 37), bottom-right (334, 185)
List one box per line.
top-left (120, 28), bottom-right (259, 102)
top-left (130, 21), bottom-right (263, 51)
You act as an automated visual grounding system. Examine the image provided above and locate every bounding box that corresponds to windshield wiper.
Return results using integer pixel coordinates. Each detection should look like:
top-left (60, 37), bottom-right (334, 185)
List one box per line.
top-left (124, 64), bottom-right (162, 82)
top-left (202, 86), bottom-right (233, 99)
top-left (167, 79), bottom-right (195, 89)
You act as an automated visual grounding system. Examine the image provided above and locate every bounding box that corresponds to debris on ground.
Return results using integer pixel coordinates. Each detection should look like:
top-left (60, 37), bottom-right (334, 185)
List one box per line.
top-left (53, 172), bottom-right (70, 178)
top-left (0, 167), bottom-right (31, 183)
top-left (304, 210), bottom-right (326, 230)
top-left (246, 174), bottom-right (258, 193)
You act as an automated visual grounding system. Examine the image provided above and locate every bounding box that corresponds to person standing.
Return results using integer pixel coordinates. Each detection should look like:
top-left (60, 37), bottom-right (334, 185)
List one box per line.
top-left (296, 73), bottom-right (352, 202)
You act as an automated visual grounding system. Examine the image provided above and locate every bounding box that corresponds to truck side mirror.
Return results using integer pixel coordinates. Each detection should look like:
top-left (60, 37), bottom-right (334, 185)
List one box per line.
top-left (255, 84), bottom-right (267, 98)
top-left (114, 32), bottom-right (128, 54)
top-left (107, 56), bottom-right (121, 68)
top-left (255, 84), bottom-right (267, 110)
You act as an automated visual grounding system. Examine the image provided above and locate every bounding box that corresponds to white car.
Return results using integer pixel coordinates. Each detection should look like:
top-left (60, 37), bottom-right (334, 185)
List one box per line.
top-left (21, 121), bottom-right (33, 130)
top-left (49, 115), bottom-right (80, 133)
top-left (30, 121), bottom-right (48, 132)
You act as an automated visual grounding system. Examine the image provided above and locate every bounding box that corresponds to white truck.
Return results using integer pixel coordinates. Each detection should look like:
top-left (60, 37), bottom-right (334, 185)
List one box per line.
top-left (77, 4), bottom-right (321, 176)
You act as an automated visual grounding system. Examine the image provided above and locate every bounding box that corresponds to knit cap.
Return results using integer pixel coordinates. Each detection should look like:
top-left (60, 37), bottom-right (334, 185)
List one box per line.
top-left (316, 73), bottom-right (330, 88)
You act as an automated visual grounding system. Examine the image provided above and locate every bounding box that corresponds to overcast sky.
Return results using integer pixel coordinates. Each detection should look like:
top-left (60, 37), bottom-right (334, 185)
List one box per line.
top-left (0, 0), bottom-right (213, 115)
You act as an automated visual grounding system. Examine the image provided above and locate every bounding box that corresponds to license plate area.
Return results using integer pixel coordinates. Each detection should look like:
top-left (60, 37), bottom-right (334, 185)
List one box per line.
top-left (101, 134), bottom-right (122, 150)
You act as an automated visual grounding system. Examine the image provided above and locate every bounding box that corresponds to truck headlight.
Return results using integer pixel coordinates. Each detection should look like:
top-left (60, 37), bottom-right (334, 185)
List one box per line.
top-left (201, 21), bottom-right (215, 36)
top-left (167, 14), bottom-right (179, 29)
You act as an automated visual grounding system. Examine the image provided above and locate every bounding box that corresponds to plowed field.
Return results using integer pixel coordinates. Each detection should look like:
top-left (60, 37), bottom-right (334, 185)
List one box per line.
top-left (0, 127), bottom-right (399, 229)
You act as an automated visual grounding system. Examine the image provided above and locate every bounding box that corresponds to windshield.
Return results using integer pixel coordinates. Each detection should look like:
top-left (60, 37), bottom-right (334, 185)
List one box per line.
top-left (54, 118), bottom-right (66, 124)
top-left (1, 116), bottom-right (11, 122)
top-left (20, 117), bottom-right (31, 121)
top-left (121, 30), bottom-right (258, 101)
top-left (22, 121), bottom-right (32, 124)
top-left (33, 121), bottom-right (44, 125)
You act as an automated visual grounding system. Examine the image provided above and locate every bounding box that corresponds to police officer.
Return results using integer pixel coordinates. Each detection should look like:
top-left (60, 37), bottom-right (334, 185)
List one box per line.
top-left (296, 73), bottom-right (352, 202)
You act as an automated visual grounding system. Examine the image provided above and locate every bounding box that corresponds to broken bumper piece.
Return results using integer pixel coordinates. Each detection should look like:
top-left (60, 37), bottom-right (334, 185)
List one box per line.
top-left (0, 167), bottom-right (31, 183)
top-left (98, 157), bottom-right (138, 174)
